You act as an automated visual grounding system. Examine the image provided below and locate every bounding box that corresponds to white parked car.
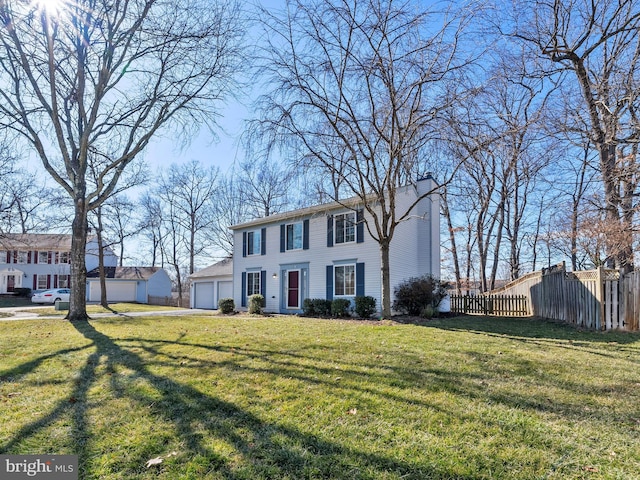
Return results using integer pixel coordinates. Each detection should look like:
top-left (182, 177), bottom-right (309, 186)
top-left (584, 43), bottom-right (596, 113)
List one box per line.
top-left (31, 288), bottom-right (71, 304)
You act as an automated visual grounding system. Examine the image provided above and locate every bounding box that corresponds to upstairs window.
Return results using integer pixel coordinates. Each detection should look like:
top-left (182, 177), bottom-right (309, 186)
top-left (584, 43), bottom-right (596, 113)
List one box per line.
top-left (38, 251), bottom-right (48, 264)
top-left (286, 223), bottom-right (303, 250)
top-left (0, 251), bottom-right (5, 264)
top-left (247, 230), bottom-right (261, 256)
top-left (59, 252), bottom-right (70, 264)
top-left (16, 251), bottom-right (28, 264)
top-left (335, 213), bottom-right (355, 244)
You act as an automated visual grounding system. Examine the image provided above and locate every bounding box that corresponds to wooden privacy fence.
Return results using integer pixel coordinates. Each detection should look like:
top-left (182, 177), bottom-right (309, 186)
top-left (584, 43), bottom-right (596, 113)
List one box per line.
top-left (476, 263), bottom-right (640, 331)
top-left (450, 294), bottom-right (528, 317)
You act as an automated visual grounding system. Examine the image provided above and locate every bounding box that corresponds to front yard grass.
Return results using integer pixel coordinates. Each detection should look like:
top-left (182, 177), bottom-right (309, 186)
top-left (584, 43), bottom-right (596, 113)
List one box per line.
top-left (0, 314), bottom-right (638, 479)
top-left (21, 302), bottom-right (184, 316)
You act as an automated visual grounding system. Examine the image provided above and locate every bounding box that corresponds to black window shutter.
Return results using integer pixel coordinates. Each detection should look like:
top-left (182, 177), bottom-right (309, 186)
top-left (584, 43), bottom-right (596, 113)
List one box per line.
top-left (242, 232), bottom-right (247, 257)
top-left (280, 224), bottom-right (286, 252)
top-left (241, 272), bottom-right (247, 307)
top-left (261, 228), bottom-right (267, 255)
top-left (261, 270), bottom-right (267, 306)
top-left (327, 215), bottom-right (334, 247)
top-left (356, 209), bottom-right (364, 243)
top-left (326, 265), bottom-right (334, 300)
top-left (356, 263), bottom-right (365, 296)
top-left (303, 219), bottom-right (310, 250)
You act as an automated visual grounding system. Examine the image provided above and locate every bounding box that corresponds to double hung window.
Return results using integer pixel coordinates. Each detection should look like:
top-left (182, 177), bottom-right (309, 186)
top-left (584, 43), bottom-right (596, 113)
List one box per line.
top-left (334, 264), bottom-right (355, 296)
top-left (247, 271), bottom-right (261, 296)
top-left (335, 213), bottom-right (356, 244)
top-left (286, 223), bottom-right (303, 250)
top-left (247, 230), bottom-right (261, 256)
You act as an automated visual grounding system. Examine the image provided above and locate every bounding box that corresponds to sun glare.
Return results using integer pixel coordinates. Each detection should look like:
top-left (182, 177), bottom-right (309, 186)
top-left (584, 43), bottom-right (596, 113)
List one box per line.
top-left (34, 0), bottom-right (65, 15)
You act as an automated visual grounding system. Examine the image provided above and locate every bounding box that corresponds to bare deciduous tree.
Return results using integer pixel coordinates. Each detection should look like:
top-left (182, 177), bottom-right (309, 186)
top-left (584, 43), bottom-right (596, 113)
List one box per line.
top-left (0, 0), bottom-right (245, 320)
top-left (510, 0), bottom-right (640, 272)
top-left (252, 0), bottom-right (473, 317)
top-left (153, 160), bottom-right (220, 304)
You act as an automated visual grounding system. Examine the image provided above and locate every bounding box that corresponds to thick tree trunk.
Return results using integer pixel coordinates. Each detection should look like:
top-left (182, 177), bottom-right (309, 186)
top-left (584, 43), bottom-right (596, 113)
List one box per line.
top-left (380, 240), bottom-right (392, 318)
top-left (67, 196), bottom-right (90, 321)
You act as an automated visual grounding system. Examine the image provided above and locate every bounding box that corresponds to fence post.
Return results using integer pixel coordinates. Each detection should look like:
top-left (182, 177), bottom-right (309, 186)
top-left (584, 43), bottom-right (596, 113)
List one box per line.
top-left (595, 266), bottom-right (605, 331)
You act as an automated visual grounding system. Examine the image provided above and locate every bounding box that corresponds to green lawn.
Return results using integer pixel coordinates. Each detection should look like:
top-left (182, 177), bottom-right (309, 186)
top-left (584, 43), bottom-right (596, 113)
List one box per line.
top-left (0, 314), bottom-right (638, 479)
top-left (21, 302), bottom-right (185, 317)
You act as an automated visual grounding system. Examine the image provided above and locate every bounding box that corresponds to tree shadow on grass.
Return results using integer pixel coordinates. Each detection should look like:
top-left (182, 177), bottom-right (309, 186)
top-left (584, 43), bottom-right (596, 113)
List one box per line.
top-left (1, 320), bottom-right (475, 479)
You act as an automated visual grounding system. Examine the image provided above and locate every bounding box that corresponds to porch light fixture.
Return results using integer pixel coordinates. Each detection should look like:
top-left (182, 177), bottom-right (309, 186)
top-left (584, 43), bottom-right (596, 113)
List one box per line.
top-left (272, 273), bottom-right (277, 279)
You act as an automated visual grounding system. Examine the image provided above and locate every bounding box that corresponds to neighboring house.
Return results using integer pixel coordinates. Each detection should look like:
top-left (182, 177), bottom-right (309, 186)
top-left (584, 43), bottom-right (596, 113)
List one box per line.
top-left (0, 233), bottom-right (117, 294)
top-left (86, 266), bottom-right (171, 303)
top-left (230, 176), bottom-right (440, 314)
top-left (189, 257), bottom-right (233, 309)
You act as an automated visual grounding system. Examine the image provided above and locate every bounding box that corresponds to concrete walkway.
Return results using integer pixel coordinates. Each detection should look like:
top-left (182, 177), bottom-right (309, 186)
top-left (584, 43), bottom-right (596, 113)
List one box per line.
top-left (0, 306), bottom-right (214, 321)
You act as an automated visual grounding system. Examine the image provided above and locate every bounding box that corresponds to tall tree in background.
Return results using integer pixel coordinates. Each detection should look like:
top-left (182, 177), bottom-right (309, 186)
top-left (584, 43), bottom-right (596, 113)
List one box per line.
top-left (510, 0), bottom-right (640, 272)
top-left (0, 0), bottom-right (245, 320)
top-left (253, 0), bottom-right (473, 317)
top-left (239, 157), bottom-right (295, 217)
top-left (154, 160), bottom-right (220, 304)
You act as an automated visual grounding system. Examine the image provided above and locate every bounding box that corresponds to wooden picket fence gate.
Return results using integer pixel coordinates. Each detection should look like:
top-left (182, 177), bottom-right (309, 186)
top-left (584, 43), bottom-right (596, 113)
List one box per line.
top-left (461, 263), bottom-right (640, 331)
top-left (450, 294), bottom-right (528, 317)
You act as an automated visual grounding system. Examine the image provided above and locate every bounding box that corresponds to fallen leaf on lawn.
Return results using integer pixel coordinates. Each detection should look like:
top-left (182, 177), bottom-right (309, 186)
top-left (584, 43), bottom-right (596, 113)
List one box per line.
top-left (7, 392), bottom-right (21, 398)
top-left (583, 466), bottom-right (599, 472)
top-left (167, 451), bottom-right (178, 458)
top-left (146, 457), bottom-right (163, 468)
top-left (347, 408), bottom-right (357, 415)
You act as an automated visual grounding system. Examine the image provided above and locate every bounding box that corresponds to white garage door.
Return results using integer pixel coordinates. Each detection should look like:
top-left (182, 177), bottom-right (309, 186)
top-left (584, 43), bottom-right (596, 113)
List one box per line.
top-left (194, 282), bottom-right (215, 309)
top-left (89, 281), bottom-right (137, 302)
top-left (218, 281), bottom-right (233, 303)
top-left (106, 281), bottom-right (137, 302)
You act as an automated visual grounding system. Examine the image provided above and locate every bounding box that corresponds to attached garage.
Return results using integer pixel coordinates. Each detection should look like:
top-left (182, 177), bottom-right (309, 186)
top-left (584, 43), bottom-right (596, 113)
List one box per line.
top-left (190, 258), bottom-right (233, 310)
top-left (194, 282), bottom-right (215, 309)
top-left (218, 281), bottom-right (233, 300)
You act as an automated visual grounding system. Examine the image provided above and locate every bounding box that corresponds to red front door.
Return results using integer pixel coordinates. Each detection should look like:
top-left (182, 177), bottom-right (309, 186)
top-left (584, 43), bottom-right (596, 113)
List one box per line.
top-left (287, 271), bottom-right (299, 308)
top-left (7, 275), bottom-right (15, 293)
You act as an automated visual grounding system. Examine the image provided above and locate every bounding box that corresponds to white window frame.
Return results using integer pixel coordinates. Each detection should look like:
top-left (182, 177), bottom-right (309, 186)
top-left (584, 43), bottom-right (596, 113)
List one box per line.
top-left (286, 222), bottom-right (303, 251)
top-left (38, 251), bottom-right (49, 264)
top-left (335, 212), bottom-right (356, 245)
top-left (59, 252), bottom-right (70, 264)
top-left (16, 251), bottom-right (28, 264)
top-left (58, 275), bottom-right (70, 288)
top-left (334, 264), bottom-right (355, 297)
top-left (247, 271), bottom-right (261, 297)
top-left (247, 230), bottom-right (261, 256)
top-left (0, 251), bottom-right (5, 264)
top-left (36, 274), bottom-right (49, 290)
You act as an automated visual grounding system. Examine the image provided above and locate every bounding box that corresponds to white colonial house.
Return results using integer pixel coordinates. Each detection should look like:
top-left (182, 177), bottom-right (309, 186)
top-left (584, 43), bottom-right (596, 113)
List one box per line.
top-left (230, 176), bottom-right (440, 314)
top-left (0, 233), bottom-right (117, 294)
